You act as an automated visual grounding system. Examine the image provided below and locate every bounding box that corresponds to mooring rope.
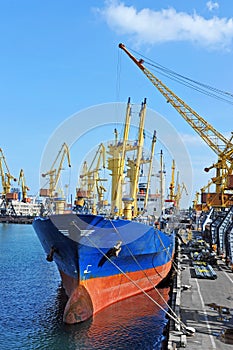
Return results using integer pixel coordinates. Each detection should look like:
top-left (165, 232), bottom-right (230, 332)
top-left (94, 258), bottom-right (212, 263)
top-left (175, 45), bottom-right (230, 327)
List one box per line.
top-left (109, 218), bottom-right (181, 323)
top-left (155, 229), bottom-right (179, 273)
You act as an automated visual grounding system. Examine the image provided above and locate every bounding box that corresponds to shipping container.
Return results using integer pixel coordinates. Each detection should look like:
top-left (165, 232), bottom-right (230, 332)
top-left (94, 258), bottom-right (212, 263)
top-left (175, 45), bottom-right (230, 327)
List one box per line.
top-left (39, 188), bottom-right (50, 197)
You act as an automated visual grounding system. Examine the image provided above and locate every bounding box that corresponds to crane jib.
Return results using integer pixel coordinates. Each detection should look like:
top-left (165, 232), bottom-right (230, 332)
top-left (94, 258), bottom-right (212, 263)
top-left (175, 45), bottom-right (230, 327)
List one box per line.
top-left (119, 43), bottom-right (233, 208)
top-left (119, 43), bottom-right (231, 157)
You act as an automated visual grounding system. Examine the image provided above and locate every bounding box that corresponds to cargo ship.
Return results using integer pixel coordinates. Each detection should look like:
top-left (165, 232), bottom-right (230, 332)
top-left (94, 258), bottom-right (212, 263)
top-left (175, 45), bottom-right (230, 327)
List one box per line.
top-left (33, 98), bottom-right (175, 324)
top-left (0, 193), bottom-right (42, 223)
top-left (0, 150), bottom-right (42, 223)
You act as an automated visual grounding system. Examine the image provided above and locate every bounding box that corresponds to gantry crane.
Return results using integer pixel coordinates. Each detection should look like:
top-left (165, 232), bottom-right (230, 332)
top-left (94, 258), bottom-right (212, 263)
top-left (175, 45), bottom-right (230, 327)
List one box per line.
top-left (41, 142), bottom-right (71, 198)
top-left (119, 43), bottom-right (233, 208)
top-left (0, 148), bottom-right (17, 199)
top-left (18, 169), bottom-right (30, 202)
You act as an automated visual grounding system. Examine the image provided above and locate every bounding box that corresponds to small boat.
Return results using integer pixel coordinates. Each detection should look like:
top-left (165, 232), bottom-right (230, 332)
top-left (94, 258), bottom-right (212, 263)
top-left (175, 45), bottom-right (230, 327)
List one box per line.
top-left (33, 98), bottom-right (175, 324)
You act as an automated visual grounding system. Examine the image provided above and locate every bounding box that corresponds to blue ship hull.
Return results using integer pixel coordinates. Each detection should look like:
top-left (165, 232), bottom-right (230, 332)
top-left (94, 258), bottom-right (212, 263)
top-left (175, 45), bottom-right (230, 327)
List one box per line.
top-left (33, 213), bottom-right (175, 323)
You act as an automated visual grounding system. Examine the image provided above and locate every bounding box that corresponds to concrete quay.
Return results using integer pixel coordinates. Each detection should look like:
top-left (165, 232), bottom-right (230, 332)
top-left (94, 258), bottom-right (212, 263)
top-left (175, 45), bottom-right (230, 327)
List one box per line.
top-left (168, 238), bottom-right (233, 349)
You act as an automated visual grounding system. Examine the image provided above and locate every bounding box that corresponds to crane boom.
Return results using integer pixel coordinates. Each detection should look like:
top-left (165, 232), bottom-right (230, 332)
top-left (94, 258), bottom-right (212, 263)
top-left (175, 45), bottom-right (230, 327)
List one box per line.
top-left (119, 43), bottom-right (233, 208)
top-left (78, 143), bottom-right (106, 213)
top-left (0, 148), bottom-right (17, 196)
top-left (119, 43), bottom-right (233, 158)
top-left (42, 143), bottom-right (71, 198)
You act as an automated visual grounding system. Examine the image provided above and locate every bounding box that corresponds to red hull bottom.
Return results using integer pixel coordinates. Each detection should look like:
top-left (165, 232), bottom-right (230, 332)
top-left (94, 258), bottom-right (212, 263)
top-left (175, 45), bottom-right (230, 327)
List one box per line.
top-left (60, 260), bottom-right (172, 324)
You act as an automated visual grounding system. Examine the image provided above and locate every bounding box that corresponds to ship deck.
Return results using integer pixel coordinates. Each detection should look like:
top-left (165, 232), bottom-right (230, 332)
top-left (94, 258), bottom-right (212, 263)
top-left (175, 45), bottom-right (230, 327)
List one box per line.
top-left (168, 234), bottom-right (233, 349)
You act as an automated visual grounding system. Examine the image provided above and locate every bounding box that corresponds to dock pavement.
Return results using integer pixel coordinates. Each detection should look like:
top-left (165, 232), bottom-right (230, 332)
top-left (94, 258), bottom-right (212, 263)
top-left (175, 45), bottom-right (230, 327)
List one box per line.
top-left (168, 233), bottom-right (233, 349)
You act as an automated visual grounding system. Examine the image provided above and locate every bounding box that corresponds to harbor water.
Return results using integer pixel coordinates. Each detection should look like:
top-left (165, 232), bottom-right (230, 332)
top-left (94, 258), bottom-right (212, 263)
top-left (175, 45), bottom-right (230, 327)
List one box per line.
top-left (0, 223), bottom-right (170, 350)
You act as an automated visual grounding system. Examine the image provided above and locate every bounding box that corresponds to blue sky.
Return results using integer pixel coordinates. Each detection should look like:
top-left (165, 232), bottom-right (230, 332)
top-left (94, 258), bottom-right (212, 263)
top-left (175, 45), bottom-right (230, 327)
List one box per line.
top-left (1, 0), bottom-right (233, 207)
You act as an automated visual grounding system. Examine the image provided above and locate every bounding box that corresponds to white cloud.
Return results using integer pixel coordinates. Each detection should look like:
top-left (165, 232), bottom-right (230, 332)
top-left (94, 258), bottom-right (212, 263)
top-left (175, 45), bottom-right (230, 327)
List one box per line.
top-left (206, 1), bottom-right (219, 12)
top-left (178, 134), bottom-right (214, 163)
top-left (98, 1), bottom-right (233, 50)
top-left (180, 133), bottom-right (205, 147)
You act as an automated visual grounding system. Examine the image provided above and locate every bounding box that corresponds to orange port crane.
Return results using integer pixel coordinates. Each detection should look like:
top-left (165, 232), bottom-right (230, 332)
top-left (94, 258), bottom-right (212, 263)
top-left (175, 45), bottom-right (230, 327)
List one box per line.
top-left (119, 43), bottom-right (233, 208)
top-left (41, 142), bottom-right (71, 198)
top-left (0, 148), bottom-right (17, 197)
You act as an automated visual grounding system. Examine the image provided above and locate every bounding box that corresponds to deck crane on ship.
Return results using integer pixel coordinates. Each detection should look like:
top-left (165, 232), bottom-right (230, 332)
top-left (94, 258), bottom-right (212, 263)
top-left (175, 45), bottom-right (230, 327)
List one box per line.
top-left (106, 97), bottom-right (145, 217)
top-left (107, 98), bottom-right (157, 218)
top-left (107, 97), bottom-right (133, 216)
top-left (125, 99), bottom-right (147, 217)
top-left (141, 130), bottom-right (157, 213)
top-left (119, 43), bottom-right (233, 210)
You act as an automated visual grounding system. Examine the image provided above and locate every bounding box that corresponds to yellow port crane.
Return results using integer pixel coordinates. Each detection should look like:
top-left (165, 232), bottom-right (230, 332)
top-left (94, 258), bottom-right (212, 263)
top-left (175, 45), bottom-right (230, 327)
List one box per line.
top-left (0, 148), bottom-right (17, 198)
top-left (78, 143), bottom-right (106, 214)
top-left (18, 169), bottom-right (30, 202)
top-left (168, 160), bottom-right (187, 208)
top-left (79, 161), bottom-right (88, 192)
top-left (143, 130), bottom-right (157, 211)
top-left (192, 191), bottom-right (200, 211)
top-left (169, 159), bottom-right (176, 202)
top-left (41, 142), bottom-right (71, 198)
top-left (119, 43), bottom-right (233, 208)
top-left (174, 180), bottom-right (188, 210)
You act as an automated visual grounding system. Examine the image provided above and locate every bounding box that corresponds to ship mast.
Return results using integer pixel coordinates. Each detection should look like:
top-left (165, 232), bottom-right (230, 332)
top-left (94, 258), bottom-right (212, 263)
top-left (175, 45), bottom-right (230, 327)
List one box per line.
top-left (116, 98), bottom-right (132, 215)
top-left (107, 98), bottom-right (131, 215)
top-left (159, 150), bottom-right (165, 214)
top-left (127, 99), bottom-right (147, 217)
top-left (144, 130), bottom-right (157, 211)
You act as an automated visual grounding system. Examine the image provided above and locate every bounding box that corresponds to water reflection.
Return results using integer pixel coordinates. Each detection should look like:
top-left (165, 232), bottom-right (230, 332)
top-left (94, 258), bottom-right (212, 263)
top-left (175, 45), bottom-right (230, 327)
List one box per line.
top-left (36, 286), bottom-right (170, 350)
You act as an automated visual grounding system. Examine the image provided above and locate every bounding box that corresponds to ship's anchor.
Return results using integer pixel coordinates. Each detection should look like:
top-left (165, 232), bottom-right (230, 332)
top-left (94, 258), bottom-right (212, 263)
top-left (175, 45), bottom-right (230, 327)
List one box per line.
top-left (46, 246), bottom-right (58, 262)
top-left (98, 240), bottom-right (122, 267)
